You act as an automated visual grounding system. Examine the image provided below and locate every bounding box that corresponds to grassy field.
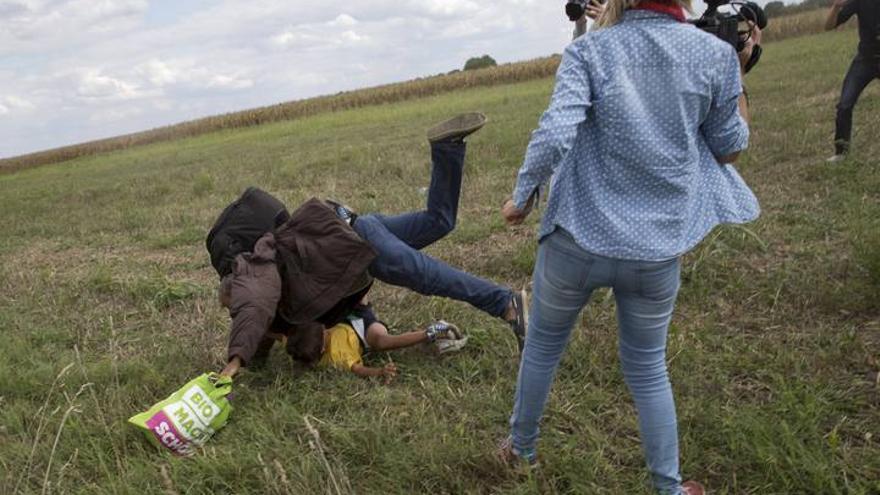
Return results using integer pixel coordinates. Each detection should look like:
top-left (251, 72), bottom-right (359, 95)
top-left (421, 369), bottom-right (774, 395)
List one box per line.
top-left (1, 28), bottom-right (878, 495)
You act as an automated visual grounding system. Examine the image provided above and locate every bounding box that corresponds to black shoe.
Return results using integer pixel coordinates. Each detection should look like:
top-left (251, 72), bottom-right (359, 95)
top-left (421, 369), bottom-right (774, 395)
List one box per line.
top-left (509, 289), bottom-right (528, 353)
top-left (326, 199), bottom-right (358, 226)
top-left (426, 112), bottom-right (487, 143)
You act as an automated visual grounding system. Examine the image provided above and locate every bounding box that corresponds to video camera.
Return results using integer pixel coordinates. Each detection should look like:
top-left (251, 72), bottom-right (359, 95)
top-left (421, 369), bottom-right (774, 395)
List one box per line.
top-left (689, 0), bottom-right (768, 72)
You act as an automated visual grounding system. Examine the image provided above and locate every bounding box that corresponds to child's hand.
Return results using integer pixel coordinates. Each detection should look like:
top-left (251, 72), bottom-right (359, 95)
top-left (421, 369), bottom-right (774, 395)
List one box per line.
top-left (382, 362), bottom-right (398, 384)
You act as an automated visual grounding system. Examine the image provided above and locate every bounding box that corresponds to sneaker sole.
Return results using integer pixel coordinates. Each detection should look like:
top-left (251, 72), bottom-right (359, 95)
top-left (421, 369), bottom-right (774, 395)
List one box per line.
top-left (512, 289), bottom-right (528, 353)
top-left (520, 289), bottom-right (528, 352)
top-left (435, 335), bottom-right (468, 354)
top-left (426, 112), bottom-right (487, 143)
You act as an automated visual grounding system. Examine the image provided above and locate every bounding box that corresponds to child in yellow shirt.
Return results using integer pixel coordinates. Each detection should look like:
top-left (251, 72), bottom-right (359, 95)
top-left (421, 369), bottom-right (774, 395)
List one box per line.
top-left (318, 303), bottom-right (464, 381)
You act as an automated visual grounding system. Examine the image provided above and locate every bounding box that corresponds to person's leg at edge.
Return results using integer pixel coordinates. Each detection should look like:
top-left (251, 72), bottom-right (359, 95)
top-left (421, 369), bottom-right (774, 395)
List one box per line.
top-left (613, 258), bottom-right (683, 494)
top-left (371, 140), bottom-right (466, 249)
top-left (834, 56), bottom-right (876, 155)
top-left (509, 230), bottom-right (597, 455)
top-left (353, 214), bottom-right (511, 318)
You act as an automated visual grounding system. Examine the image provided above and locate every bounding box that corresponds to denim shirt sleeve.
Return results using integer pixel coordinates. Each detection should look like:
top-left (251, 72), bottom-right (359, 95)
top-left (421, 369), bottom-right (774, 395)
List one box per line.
top-left (513, 43), bottom-right (591, 209)
top-left (700, 45), bottom-right (749, 161)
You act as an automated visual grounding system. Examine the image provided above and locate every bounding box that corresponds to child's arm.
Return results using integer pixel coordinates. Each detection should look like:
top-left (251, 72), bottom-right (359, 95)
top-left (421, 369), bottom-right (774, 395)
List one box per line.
top-left (366, 321), bottom-right (455, 352)
top-left (351, 362), bottom-right (398, 383)
top-left (366, 322), bottom-right (428, 352)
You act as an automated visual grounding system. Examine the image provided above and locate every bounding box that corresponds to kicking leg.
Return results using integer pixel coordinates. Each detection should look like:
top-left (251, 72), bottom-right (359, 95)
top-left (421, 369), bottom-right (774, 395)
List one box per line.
top-left (371, 113), bottom-right (486, 249)
top-left (353, 215), bottom-right (512, 318)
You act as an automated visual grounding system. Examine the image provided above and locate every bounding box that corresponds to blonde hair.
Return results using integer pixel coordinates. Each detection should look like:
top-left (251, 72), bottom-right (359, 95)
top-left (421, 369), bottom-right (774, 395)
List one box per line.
top-left (596, 0), bottom-right (693, 29)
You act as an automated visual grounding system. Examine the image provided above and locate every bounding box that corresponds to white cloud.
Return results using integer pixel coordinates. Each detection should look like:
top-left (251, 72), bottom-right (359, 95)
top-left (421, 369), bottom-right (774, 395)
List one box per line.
top-left (271, 29), bottom-right (320, 48)
top-left (0, 0), bottom-right (149, 54)
top-left (0, 95), bottom-right (35, 112)
top-left (414, 0), bottom-right (480, 17)
top-left (329, 13), bottom-right (358, 27)
top-left (133, 58), bottom-right (253, 91)
top-left (88, 105), bottom-right (144, 123)
top-left (341, 30), bottom-right (367, 43)
top-left (206, 74), bottom-right (253, 90)
top-left (137, 59), bottom-right (179, 86)
top-left (76, 69), bottom-right (141, 100)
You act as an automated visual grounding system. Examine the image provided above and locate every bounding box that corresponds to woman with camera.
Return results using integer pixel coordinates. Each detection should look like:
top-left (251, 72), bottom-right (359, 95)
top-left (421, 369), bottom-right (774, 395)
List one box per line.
top-left (498, 0), bottom-right (761, 493)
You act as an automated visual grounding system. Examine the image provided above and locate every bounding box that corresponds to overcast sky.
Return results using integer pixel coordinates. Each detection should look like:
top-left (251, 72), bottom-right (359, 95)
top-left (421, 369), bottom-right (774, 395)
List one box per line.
top-left (1, 0), bottom-right (789, 159)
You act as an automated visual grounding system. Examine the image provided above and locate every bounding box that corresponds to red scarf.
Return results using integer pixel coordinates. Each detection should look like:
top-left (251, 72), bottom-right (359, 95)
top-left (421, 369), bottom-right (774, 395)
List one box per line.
top-left (633, 0), bottom-right (686, 23)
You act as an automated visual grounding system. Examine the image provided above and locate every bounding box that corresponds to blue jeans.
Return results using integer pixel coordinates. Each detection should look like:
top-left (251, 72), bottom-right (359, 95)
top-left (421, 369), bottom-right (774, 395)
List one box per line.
top-left (510, 229), bottom-right (683, 494)
top-left (835, 55), bottom-right (879, 154)
top-left (353, 141), bottom-right (512, 318)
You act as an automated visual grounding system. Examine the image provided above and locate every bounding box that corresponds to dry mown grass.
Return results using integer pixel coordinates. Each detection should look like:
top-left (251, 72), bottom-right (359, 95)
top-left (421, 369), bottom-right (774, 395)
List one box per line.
top-left (763, 7), bottom-right (855, 43)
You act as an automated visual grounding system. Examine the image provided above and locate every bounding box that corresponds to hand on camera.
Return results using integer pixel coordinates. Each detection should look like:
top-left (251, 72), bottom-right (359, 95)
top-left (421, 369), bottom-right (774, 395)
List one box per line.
top-left (584, 0), bottom-right (606, 20)
top-left (737, 22), bottom-right (762, 72)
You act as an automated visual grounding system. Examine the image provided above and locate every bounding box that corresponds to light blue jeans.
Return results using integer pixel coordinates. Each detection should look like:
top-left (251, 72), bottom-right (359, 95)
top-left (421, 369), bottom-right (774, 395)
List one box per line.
top-left (509, 229), bottom-right (683, 494)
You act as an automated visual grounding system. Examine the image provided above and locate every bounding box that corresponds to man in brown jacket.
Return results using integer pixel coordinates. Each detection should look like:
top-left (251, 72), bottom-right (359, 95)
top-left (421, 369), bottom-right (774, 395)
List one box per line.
top-left (220, 113), bottom-right (528, 377)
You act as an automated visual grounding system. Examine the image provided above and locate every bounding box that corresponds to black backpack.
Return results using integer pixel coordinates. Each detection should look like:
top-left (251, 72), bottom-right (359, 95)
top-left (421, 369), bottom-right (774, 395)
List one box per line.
top-left (206, 187), bottom-right (290, 278)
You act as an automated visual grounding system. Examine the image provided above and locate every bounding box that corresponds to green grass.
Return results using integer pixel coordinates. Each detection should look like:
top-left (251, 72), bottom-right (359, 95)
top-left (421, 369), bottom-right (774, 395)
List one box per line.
top-left (1, 29), bottom-right (878, 495)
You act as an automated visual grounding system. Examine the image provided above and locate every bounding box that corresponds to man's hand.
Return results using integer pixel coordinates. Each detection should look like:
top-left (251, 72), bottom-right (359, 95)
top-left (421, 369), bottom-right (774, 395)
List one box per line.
top-left (738, 23), bottom-right (762, 72)
top-left (221, 356), bottom-right (242, 378)
top-left (825, 0), bottom-right (848, 30)
top-left (502, 199), bottom-right (528, 226)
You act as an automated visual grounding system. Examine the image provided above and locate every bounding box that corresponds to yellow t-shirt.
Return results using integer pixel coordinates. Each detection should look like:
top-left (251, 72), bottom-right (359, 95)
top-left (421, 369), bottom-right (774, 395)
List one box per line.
top-left (318, 323), bottom-right (363, 371)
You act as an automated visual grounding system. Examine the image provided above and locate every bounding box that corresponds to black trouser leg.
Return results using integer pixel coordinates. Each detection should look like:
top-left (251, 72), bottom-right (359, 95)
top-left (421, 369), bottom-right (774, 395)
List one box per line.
top-left (834, 56), bottom-right (878, 154)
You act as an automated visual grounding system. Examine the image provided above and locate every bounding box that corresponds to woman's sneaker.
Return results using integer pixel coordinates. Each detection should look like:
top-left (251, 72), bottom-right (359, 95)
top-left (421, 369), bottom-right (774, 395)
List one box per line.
top-left (681, 480), bottom-right (705, 495)
top-left (426, 321), bottom-right (468, 354)
top-left (495, 436), bottom-right (538, 470)
top-left (426, 112), bottom-right (487, 143)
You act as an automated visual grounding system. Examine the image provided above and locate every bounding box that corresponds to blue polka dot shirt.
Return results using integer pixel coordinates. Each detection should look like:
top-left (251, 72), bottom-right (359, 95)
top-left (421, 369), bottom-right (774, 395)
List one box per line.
top-left (513, 10), bottom-right (760, 261)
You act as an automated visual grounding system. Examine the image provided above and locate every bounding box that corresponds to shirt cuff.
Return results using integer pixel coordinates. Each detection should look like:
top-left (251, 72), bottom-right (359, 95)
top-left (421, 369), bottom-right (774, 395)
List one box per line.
top-left (513, 183), bottom-right (538, 210)
top-left (227, 347), bottom-right (251, 367)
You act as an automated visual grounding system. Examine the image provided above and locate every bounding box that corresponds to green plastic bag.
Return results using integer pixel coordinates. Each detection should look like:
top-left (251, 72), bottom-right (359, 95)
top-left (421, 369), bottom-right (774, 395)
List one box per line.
top-left (128, 372), bottom-right (233, 456)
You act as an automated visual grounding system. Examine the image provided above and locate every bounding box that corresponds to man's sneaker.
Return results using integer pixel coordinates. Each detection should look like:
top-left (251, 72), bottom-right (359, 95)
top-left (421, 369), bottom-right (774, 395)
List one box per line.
top-left (495, 436), bottom-right (538, 470)
top-left (435, 334), bottom-right (469, 355)
top-left (426, 321), bottom-right (469, 354)
top-left (508, 289), bottom-right (528, 353)
top-left (681, 480), bottom-right (705, 495)
top-left (326, 199), bottom-right (357, 226)
top-left (426, 112), bottom-right (487, 143)
top-left (826, 154), bottom-right (847, 164)
top-left (425, 320), bottom-right (453, 342)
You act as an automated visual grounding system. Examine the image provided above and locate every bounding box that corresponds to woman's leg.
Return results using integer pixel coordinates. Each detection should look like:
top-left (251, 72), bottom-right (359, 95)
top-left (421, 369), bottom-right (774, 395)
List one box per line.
top-left (509, 230), bottom-right (600, 454)
top-left (371, 141), bottom-right (465, 249)
top-left (613, 258), bottom-right (682, 494)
